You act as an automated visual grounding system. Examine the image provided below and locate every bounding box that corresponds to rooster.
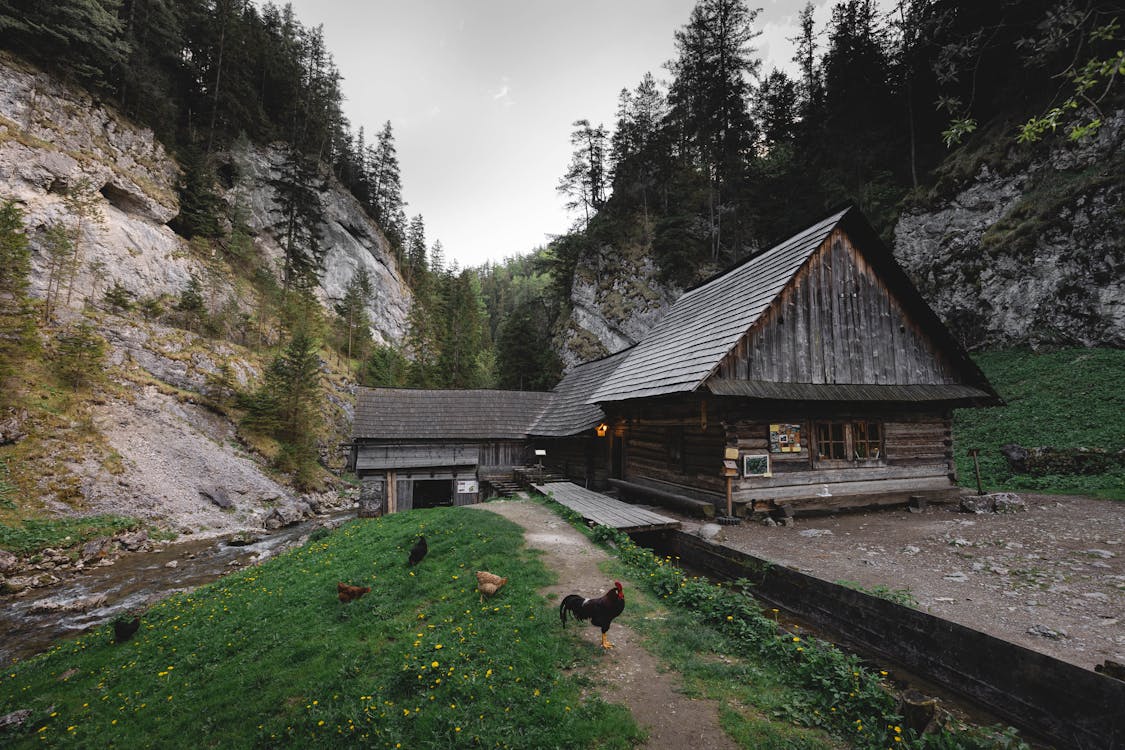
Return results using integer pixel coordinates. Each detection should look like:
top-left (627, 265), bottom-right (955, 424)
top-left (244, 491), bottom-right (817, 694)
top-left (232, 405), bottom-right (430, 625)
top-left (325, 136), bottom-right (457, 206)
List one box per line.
top-left (475, 570), bottom-right (508, 602)
top-left (337, 582), bottom-right (371, 603)
top-left (407, 535), bottom-right (428, 566)
top-left (559, 581), bottom-right (625, 649)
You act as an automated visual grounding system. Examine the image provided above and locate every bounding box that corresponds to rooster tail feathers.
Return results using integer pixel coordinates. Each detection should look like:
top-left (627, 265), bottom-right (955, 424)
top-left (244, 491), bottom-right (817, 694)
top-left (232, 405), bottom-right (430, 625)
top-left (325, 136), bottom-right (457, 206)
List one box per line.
top-left (559, 594), bottom-right (586, 626)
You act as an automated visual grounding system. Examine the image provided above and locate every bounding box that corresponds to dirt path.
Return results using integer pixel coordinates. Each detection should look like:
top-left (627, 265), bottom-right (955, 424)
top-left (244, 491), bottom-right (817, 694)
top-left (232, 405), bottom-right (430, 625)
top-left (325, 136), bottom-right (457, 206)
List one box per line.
top-left (471, 498), bottom-right (738, 750)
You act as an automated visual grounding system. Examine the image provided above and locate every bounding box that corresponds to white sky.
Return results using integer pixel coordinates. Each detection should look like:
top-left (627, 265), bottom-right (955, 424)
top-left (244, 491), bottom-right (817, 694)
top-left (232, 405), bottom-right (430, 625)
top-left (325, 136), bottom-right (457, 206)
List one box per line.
top-left (283, 0), bottom-right (844, 268)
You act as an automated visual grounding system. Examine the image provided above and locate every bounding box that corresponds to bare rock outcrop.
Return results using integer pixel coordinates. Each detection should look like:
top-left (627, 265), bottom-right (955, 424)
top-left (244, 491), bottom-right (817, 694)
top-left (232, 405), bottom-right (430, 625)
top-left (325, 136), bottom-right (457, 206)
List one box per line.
top-left (893, 110), bottom-right (1125, 350)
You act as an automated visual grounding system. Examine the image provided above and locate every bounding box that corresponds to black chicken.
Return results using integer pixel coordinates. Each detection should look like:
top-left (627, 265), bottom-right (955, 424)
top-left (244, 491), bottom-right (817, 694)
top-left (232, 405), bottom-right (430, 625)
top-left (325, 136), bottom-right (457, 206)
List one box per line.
top-left (113, 616), bottom-right (140, 643)
top-left (560, 581), bottom-right (625, 649)
top-left (407, 535), bottom-right (428, 566)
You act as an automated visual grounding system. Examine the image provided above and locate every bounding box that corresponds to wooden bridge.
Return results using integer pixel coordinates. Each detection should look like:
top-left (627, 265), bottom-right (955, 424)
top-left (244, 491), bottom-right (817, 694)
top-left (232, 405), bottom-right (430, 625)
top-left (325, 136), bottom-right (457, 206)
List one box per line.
top-left (532, 481), bottom-right (681, 533)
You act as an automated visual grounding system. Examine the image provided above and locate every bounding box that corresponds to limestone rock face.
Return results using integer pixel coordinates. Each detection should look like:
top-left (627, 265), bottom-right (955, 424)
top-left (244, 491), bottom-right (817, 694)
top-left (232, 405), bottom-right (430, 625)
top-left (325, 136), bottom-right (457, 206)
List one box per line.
top-left (0, 56), bottom-right (410, 346)
top-left (559, 241), bottom-right (679, 368)
top-left (224, 142), bottom-right (411, 346)
top-left (893, 110), bottom-right (1125, 350)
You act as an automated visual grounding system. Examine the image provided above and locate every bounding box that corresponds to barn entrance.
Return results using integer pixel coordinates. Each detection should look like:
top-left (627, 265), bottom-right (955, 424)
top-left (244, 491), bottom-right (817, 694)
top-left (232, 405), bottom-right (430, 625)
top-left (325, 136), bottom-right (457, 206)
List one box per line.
top-left (413, 479), bottom-right (453, 509)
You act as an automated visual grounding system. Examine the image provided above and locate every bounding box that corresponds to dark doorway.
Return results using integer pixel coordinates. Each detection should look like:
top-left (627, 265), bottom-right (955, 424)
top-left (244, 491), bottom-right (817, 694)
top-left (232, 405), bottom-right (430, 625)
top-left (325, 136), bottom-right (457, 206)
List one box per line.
top-left (413, 480), bottom-right (453, 509)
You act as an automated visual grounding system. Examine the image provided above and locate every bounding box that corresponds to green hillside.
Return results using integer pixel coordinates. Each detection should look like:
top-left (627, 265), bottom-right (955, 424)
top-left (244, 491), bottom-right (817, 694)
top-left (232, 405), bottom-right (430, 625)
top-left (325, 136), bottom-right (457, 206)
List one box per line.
top-left (954, 348), bottom-right (1125, 500)
top-left (0, 508), bottom-right (640, 749)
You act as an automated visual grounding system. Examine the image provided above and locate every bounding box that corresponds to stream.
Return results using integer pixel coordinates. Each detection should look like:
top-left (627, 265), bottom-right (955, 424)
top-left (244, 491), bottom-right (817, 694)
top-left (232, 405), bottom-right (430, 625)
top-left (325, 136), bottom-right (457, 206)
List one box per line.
top-left (0, 510), bottom-right (355, 667)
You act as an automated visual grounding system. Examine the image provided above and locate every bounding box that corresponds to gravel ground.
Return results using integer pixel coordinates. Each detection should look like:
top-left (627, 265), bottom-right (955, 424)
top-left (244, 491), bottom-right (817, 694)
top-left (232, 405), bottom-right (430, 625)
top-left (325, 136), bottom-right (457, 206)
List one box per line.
top-left (683, 493), bottom-right (1125, 671)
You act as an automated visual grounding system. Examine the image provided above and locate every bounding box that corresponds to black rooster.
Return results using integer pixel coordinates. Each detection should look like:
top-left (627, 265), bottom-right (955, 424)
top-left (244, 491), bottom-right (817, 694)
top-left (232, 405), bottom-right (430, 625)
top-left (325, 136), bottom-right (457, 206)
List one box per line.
top-left (407, 535), bottom-right (428, 566)
top-left (113, 616), bottom-right (140, 643)
top-left (560, 581), bottom-right (625, 649)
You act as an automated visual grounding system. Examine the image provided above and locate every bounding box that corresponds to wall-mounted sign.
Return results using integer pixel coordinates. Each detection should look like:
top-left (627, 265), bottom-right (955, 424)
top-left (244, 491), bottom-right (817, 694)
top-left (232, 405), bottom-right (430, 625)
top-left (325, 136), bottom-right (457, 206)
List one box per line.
top-left (743, 453), bottom-right (771, 477)
top-left (456, 480), bottom-right (479, 494)
top-left (769, 423), bottom-right (803, 453)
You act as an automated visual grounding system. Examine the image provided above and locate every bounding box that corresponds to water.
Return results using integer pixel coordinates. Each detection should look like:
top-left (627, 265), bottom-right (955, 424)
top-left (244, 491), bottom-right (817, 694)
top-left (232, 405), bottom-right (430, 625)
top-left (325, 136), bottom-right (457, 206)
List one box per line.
top-left (0, 511), bottom-right (354, 667)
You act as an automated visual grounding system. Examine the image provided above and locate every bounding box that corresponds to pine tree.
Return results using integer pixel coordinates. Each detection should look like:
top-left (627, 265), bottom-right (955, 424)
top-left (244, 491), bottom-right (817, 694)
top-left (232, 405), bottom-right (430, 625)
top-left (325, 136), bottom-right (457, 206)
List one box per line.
top-left (558, 119), bottom-right (609, 229)
top-left (334, 268), bottom-right (373, 364)
top-left (405, 214), bottom-right (427, 284)
top-left (270, 146), bottom-right (326, 292)
top-left (369, 121), bottom-right (404, 231)
top-left (0, 202), bottom-right (35, 400)
top-left (438, 270), bottom-right (493, 388)
top-left (54, 322), bottom-right (106, 391)
top-left (666, 0), bottom-right (762, 259)
top-left (0, 0), bottom-right (128, 86)
top-left (61, 177), bottom-right (106, 306)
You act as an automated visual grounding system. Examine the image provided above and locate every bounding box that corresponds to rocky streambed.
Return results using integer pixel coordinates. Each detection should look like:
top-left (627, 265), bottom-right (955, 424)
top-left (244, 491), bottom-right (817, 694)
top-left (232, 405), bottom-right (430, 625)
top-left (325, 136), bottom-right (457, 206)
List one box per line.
top-left (0, 509), bottom-right (355, 667)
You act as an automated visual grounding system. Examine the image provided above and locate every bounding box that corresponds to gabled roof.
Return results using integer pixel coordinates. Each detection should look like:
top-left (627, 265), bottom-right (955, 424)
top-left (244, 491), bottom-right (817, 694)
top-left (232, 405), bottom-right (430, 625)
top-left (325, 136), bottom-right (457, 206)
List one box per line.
top-left (529, 349), bottom-right (630, 437)
top-left (590, 208), bottom-right (849, 403)
top-left (353, 388), bottom-right (554, 441)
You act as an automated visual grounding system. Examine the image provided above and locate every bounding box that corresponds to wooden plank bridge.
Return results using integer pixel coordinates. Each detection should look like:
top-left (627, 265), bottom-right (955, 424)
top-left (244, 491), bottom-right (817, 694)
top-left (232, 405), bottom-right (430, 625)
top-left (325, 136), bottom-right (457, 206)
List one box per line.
top-left (532, 481), bottom-right (680, 533)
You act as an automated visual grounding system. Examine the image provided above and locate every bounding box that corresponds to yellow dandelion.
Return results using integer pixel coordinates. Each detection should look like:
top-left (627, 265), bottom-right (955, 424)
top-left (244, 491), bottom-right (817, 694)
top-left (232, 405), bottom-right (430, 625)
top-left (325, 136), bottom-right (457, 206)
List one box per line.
top-left (432, 661), bottom-right (439, 668)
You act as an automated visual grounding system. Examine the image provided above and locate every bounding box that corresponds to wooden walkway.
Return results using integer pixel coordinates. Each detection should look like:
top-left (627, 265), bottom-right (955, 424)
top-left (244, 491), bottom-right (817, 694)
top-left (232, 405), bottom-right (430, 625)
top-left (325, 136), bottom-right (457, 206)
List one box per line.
top-left (532, 481), bottom-right (681, 532)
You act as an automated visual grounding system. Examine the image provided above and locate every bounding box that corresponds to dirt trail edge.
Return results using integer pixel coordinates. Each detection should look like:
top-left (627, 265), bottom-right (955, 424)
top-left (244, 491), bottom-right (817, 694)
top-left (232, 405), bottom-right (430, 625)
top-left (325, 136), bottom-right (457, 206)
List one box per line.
top-left (471, 498), bottom-right (738, 750)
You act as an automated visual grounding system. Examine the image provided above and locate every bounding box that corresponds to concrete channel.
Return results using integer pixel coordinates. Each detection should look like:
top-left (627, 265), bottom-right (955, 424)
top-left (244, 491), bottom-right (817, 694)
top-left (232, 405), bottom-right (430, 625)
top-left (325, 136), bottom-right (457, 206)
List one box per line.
top-left (631, 528), bottom-right (1125, 750)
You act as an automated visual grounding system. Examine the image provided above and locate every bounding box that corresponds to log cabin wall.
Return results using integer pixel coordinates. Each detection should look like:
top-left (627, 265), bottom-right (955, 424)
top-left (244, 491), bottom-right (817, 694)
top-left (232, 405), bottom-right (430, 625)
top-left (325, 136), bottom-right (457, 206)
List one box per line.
top-left (715, 229), bottom-right (960, 387)
top-left (726, 405), bottom-right (956, 508)
top-left (610, 398), bottom-right (726, 497)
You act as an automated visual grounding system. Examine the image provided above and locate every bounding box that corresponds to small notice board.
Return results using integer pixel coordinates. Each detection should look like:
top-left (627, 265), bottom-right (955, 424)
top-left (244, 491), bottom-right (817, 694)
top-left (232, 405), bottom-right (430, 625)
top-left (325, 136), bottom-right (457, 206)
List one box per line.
top-left (769, 423), bottom-right (803, 453)
top-left (456, 480), bottom-right (479, 494)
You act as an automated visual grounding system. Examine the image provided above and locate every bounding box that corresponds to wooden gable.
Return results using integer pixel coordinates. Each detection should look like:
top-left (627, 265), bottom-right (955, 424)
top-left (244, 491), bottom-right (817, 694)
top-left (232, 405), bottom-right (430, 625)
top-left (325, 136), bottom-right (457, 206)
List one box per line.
top-left (711, 226), bottom-right (961, 387)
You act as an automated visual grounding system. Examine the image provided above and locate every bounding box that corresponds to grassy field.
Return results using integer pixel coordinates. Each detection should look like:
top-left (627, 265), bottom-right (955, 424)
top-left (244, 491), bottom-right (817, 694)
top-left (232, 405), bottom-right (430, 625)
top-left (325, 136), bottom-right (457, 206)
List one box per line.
top-left (2, 498), bottom-right (1038, 749)
top-left (0, 507), bottom-right (641, 749)
top-left (953, 348), bottom-right (1125, 499)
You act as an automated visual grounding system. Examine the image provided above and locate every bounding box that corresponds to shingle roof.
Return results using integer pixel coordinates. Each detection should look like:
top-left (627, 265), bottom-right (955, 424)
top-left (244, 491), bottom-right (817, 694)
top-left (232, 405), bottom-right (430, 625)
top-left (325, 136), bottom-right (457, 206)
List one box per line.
top-left (589, 208), bottom-right (849, 403)
top-left (529, 349), bottom-right (631, 437)
top-left (352, 388), bottom-right (554, 440)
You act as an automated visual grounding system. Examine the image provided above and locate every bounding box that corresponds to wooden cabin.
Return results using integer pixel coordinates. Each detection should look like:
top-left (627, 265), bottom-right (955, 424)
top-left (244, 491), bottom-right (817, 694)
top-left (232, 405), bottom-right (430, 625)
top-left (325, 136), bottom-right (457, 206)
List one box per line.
top-left (350, 389), bottom-right (553, 512)
top-left (350, 207), bottom-right (998, 516)
top-left (588, 206), bottom-right (1000, 514)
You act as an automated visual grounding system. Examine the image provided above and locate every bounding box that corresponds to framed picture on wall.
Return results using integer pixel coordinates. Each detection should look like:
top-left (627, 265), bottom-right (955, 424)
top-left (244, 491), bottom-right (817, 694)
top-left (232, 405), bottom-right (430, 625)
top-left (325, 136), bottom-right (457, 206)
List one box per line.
top-left (743, 453), bottom-right (771, 477)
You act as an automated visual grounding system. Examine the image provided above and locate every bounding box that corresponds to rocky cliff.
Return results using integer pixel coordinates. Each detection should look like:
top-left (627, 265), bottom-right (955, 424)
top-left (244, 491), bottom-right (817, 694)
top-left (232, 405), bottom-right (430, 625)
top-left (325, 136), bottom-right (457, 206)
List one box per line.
top-left (558, 237), bottom-right (680, 368)
top-left (0, 55), bottom-right (412, 538)
top-left (0, 55), bottom-right (411, 345)
top-left (893, 110), bottom-right (1125, 350)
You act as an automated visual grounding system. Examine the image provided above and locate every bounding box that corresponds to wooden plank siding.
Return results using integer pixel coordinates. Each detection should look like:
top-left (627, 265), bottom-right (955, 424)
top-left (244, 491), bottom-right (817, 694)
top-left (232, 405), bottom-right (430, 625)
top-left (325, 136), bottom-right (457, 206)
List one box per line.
top-left (728, 412), bottom-right (955, 505)
top-left (715, 230), bottom-right (961, 388)
top-left (603, 395), bottom-right (956, 509)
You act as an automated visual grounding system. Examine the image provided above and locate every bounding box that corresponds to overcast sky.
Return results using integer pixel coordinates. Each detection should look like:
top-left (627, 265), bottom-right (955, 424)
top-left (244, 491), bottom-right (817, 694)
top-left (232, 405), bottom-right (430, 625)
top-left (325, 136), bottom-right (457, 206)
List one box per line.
top-left (283, 0), bottom-right (845, 268)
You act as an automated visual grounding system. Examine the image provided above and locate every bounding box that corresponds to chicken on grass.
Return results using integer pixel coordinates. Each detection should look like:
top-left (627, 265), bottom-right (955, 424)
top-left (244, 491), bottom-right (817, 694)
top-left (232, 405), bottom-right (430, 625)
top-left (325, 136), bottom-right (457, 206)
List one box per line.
top-left (559, 581), bottom-right (625, 649)
top-left (475, 570), bottom-right (507, 602)
top-left (407, 535), bottom-right (428, 566)
top-left (337, 582), bottom-right (370, 603)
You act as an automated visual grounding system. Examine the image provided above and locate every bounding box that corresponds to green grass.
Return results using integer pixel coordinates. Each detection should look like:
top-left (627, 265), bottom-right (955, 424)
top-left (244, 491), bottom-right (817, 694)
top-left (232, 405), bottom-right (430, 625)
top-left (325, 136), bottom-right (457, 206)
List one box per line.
top-left (0, 514), bottom-right (139, 556)
top-left (575, 511), bottom-right (1030, 750)
top-left (954, 348), bottom-right (1125, 499)
top-left (834, 581), bottom-right (918, 609)
top-left (0, 507), bottom-right (641, 749)
top-left (621, 591), bottom-right (846, 749)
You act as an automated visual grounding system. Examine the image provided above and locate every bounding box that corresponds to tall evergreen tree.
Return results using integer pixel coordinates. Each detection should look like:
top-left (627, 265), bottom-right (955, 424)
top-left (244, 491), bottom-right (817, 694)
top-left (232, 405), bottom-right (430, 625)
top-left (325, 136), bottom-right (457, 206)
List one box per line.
top-left (270, 147), bottom-right (326, 291)
top-left (334, 267), bottom-right (373, 364)
top-left (666, 0), bottom-right (762, 259)
top-left (0, 202), bottom-right (35, 402)
top-left (369, 121), bottom-right (405, 236)
top-left (0, 0), bottom-right (127, 85)
top-left (405, 214), bottom-right (427, 284)
top-left (558, 119), bottom-right (609, 229)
